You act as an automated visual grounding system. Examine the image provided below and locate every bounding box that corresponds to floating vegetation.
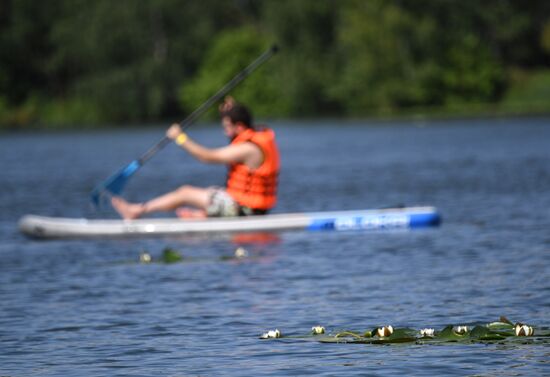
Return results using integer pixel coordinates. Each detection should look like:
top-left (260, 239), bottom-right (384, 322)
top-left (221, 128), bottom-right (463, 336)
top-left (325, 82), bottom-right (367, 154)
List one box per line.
top-left (419, 328), bottom-right (435, 337)
top-left (138, 248), bottom-right (183, 264)
top-left (515, 323), bottom-right (534, 336)
top-left (234, 247), bottom-right (249, 259)
top-left (137, 246), bottom-right (255, 264)
top-left (161, 248), bottom-right (183, 263)
top-left (311, 326), bottom-right (325, 335)
top-left (259, 317), bottom-right (549, 345)
top-left (260, 329), bottom-right (282, 339)
top-left (376, 325), bottom-right (394, 337)
top-left (139, 252), bottom-right (152, 263)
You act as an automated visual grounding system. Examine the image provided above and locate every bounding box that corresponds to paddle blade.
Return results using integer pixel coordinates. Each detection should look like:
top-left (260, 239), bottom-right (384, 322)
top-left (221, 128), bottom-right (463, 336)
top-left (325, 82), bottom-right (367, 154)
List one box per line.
top-left (91, 160), bottom-right (141, 207)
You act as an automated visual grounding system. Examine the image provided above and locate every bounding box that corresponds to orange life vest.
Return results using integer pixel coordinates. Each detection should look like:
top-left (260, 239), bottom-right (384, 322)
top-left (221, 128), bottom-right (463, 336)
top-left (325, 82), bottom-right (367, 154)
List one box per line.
top-left (226, 127), bottom-right (279, 212)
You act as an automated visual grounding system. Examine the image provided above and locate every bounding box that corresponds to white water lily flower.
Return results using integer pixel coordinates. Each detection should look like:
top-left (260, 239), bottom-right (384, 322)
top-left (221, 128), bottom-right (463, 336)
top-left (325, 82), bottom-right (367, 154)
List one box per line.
top-left (515, 324), bottom-right (534, 337)
top-left (260, 329), bottom-right (281, 339)
top-left (377, 325), bottom-right (394, 337)
top-left (139, 252), bottom-right (152, 263)
top-left (311, 326), bottom-right (325, 335)
top-left (452, 325), bottom-right (469, 335)
top-left (235, 247), bottom-right (249, 258)
top-left (419, 328), bottom-right (435, 337)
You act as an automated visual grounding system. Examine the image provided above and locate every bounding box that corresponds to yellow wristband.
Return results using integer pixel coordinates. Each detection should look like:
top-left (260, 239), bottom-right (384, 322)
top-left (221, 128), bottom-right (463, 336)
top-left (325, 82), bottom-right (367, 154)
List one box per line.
top-left (175, 133), bottom-right (188, 145)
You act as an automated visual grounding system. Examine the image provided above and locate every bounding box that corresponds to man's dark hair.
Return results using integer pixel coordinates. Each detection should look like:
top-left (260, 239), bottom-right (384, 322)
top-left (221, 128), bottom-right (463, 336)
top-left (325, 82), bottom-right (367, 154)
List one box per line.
top-left (222, 103), bottom-right (253, 129)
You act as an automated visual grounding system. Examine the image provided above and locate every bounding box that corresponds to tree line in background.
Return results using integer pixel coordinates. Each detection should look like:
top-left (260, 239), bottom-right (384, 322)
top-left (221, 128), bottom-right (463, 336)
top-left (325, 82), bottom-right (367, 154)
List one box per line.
top-left (1, 0), bottom-right (550, 128)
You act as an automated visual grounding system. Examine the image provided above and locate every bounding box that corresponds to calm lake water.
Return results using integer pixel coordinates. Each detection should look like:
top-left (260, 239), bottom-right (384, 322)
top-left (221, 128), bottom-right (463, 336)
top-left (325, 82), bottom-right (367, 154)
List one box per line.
top-left (1, 117), bottom-right (549, 376)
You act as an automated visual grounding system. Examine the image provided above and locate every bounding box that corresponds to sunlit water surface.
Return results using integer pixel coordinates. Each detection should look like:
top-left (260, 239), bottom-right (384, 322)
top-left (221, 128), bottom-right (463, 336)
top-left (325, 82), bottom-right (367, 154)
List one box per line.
top-left (1, 117), bottom-right (549, 376)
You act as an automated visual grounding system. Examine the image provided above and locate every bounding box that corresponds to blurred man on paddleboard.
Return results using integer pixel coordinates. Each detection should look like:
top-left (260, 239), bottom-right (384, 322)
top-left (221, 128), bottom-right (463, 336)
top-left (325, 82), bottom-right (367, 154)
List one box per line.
top-left (111, 97), bottom-right (280, 219)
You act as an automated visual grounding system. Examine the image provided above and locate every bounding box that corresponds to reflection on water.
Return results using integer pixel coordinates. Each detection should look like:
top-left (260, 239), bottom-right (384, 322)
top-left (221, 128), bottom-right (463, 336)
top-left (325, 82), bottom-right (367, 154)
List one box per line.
top-left (231, 231), bottom-right (282, 246)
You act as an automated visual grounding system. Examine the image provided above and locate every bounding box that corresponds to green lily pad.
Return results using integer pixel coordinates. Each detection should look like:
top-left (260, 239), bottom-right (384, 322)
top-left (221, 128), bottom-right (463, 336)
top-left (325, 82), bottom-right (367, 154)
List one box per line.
top-left (433, 325), bottom-right (470, 341)
top-left (369, 328), bottom-right (417, 344)
top-left (468, 325), bottom-right (507, 341)
top-left (486, 321), bottom-right (514, 330)
top-left (324, 328), bottom-right (417, 344)
top-left (162, 247), bottom-right (183, 263)
top-left (334, 331), bottom-right (363, 339)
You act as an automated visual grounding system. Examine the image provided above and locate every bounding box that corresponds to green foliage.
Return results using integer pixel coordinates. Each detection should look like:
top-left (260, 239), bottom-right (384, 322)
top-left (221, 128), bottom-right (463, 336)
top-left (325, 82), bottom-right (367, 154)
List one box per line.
top-left (161, 248), bottom-right (183, 263)
top-left (0, 0), bottom-right (549, 128)
top-left (179, 27), bottom-right (288, 119)
top-left (441, 34), bottom-right (505, 104)
top-left (0, 0), bottom-right (58, 105)
top-left (331, 1), bottom-right (438, 114)
top-left (47, 0), bottom-right (220, 123)
top-left (261, 0), bottom-right (341, 115)
top-left (41, 97), bottom-right (102, 126)
top-left (0, 95), bottom-right (42, 128)
top-left (330, 0), bottom-right (508, 115)
top-left (502, 69), bottom-right (550, 112)
top-left (542, 21), bottom-right (550, 53)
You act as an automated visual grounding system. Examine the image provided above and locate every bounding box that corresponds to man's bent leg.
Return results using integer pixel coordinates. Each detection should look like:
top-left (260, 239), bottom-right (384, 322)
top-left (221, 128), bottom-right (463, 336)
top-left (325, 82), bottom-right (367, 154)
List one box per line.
top-left (112, 185), bottom-right (210, 219)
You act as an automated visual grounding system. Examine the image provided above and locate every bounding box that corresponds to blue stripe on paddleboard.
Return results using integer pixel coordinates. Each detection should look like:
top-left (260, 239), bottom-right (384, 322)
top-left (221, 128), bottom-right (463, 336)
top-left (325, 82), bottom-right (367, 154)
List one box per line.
top-left (409, 212), bottom-right (441, 228)
top-left (307, 211), bottom-right (440, 231)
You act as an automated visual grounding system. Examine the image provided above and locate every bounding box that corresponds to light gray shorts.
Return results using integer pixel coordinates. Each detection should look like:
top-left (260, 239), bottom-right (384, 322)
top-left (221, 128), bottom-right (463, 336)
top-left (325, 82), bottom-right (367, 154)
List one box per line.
top-left (206, 188), bottom-right (239, 217)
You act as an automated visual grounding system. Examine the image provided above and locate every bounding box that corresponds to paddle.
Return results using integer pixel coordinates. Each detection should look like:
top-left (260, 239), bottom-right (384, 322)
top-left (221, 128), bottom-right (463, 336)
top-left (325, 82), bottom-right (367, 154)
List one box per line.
top-left (91, 44), bottom-right (279, 207)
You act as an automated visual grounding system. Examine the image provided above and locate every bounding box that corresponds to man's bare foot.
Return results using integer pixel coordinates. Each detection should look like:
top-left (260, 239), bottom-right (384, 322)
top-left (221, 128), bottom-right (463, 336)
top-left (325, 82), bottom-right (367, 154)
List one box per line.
top-left (175, 207), bottom-right (207, 219)
top-left (111, 197), bottom-right (145, 220)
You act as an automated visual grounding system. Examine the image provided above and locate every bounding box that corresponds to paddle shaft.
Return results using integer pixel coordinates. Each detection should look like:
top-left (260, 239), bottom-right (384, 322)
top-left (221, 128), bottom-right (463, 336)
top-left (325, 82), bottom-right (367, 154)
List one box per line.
top-left (138, 45), bottom-right (279, 165)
